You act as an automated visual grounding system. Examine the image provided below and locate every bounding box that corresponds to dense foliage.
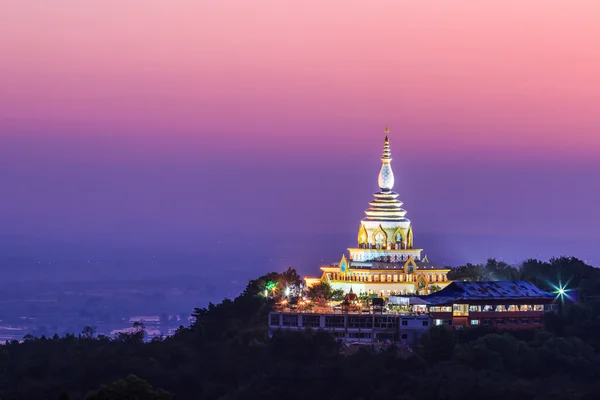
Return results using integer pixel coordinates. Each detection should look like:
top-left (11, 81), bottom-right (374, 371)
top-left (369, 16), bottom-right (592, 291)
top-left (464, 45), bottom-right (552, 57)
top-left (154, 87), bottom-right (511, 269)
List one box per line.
top-left (1, 257), bottom-right (600, 400)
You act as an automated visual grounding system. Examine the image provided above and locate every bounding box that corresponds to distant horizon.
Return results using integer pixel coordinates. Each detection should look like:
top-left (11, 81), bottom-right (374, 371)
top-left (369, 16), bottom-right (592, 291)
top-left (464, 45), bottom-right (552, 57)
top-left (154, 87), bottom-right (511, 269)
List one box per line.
top-left (0, 231), bottom-right (596, 284)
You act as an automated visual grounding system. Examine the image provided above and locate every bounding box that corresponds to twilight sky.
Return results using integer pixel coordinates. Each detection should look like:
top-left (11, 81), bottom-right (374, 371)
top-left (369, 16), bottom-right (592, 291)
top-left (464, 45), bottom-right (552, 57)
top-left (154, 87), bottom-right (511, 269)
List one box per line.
top-left (1, 1), bottom-right (599, 270)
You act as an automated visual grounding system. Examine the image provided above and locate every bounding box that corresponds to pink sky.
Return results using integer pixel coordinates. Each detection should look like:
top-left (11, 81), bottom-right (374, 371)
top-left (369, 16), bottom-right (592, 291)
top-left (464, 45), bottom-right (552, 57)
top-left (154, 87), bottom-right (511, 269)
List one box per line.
top-left (2, 0), bottom-right (599, 160)
top-left (0, 1), bottom-right (599, 265)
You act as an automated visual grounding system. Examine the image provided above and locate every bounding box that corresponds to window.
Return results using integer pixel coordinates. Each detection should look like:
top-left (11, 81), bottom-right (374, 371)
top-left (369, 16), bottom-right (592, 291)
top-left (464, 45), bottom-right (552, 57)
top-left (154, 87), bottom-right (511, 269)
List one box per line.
top-left (435, 319), bottom-right (444, 326)
top-left (508, 319), bottom-right (517, 324)
top-left (496, 319), bottom-right (505, 325)
top-left (469, 305), bottom-right (481, 312)
top-left (282, 315), bottom-right (298, 326)
top-left (446, 320), bottom-right (453, 326)
top-left (325, 316), bottom-right (344, 328)
top-left (483, 319), bottom-right (491, 326)
top-left (521, 318), bottom-right (530, 324)
top-left (270, 314), bottom-right (280, 326)
top-left (401, 333), bottom-right (408, 339)
top-left (533, 318), bottom-right (542, 324)
top-left (422, 320), bottom-right (429, 326)
top-left (348, 332), bottom-right (371, 339)
top-left (374, 317), bottom-right (397, 329)
top-left (534, 305), bottom-right (543, 311)
top-left (483, 305), bottom-right (494, 312)
top-left (348, 317), bottom-right (370, 329)
top-left (402, 320), bottom-right (408, 326)
top-left (495, 305), bottom-right (506, 312)
top-left (430, 306), bottom-right (452, 313)
top-left (377, 333), bottom-right (395, 340)
top-left (470, 319), bottom-right (479, 326)
top-left (520, 305), bottom-right (532, 312)
top-left (453, 304), bottom-right (468, 316)
top-left (302, 315), bottom-right (320, 328)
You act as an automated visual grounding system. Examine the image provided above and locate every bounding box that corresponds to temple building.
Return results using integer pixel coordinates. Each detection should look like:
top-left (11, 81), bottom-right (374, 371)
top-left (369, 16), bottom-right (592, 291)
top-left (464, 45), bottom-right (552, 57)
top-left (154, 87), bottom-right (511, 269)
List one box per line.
top-left (305, 127), bottom-right (451, 296)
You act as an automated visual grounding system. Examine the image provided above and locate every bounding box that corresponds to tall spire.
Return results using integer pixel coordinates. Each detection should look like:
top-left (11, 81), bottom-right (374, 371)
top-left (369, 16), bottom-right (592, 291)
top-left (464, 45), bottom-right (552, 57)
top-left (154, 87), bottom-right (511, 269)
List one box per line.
top-left (378, 127), bottom-right (394, 190)
top-left (363, 126), bottom-right (409, 222)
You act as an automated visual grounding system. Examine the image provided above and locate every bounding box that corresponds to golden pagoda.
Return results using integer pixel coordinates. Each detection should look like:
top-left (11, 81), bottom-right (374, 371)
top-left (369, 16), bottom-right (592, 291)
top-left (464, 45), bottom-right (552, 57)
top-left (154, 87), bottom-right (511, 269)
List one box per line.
top-left (305, 126), bottom-right (451, 297)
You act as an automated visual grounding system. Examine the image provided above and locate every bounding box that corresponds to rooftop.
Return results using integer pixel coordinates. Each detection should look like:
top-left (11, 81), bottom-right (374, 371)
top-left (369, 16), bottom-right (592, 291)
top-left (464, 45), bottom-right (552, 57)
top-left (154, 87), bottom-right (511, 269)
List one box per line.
top-left (423, 281), bottom-right (554, 304)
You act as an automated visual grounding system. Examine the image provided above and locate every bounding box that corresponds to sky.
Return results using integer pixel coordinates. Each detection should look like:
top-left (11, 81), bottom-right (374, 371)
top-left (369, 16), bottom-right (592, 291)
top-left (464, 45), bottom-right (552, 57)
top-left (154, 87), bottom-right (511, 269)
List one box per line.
top-left (1, 1), bottom-right (599, 275)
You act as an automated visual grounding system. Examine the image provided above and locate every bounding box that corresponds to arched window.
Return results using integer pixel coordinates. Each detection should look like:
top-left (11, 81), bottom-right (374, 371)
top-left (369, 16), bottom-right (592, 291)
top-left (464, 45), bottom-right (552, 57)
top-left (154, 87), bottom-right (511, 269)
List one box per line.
top-left (374, 232), bottom-right (384, 249)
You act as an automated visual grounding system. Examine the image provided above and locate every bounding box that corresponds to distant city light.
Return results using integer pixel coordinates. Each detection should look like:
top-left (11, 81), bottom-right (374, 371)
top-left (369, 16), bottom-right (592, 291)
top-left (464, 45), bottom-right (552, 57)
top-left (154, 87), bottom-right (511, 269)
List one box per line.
top-left (284, 287), bottom-right (290, 297)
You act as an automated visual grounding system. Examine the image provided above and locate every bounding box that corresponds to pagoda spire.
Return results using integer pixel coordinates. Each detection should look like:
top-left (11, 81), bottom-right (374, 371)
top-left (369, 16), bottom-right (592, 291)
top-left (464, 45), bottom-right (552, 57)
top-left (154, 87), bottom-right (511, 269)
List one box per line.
top-left (378, 127), bottom-right (394, 190)
top-left (363, 126), bottom-right (409, 222)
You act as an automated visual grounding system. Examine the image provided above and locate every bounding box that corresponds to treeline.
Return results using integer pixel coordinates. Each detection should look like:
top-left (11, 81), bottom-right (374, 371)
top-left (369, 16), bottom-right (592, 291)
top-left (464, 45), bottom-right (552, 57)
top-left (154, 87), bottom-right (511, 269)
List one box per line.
top-left (1, 258), bottom-right (599, 399)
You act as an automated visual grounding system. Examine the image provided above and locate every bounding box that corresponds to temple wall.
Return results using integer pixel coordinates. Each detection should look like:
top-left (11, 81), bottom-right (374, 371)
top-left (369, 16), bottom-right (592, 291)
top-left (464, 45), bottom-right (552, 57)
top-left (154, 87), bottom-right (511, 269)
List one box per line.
top-left (329, 282), bottom-right (418, 296)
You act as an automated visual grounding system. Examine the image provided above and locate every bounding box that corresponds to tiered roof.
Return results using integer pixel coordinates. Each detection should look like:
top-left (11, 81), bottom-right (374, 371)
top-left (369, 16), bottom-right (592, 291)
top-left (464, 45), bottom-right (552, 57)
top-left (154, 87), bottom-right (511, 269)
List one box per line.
top-left (363, 134), bottom-right (409, 223)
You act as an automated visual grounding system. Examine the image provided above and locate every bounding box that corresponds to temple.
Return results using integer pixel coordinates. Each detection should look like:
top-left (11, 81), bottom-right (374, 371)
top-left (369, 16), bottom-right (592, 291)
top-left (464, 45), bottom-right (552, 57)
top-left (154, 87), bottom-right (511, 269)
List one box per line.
top-left (305, 126), bottom-right (451, 296)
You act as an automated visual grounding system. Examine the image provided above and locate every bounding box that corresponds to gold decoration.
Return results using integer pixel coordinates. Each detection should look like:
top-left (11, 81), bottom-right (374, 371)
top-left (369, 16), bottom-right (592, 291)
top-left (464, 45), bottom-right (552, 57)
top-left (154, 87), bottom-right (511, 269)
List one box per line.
top-left (371, 225), bottom-right (388, 247)
top-left (407, 227), bottom-right (414, 249)
top-left (357, 225), bottom-right (368, 246)
top-left (403, 256), bottom-right (417, 274)
top-left (339, 254), bottom-right (349, 276)
top-left (392, 226), bottom-right (405, 245)
top-left (414, 274), bottom-right (429, 293)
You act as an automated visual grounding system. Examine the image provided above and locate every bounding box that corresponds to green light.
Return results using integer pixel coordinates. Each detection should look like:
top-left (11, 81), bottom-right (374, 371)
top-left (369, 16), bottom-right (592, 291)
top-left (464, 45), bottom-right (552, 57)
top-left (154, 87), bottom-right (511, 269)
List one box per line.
top-left (553, 282), bottom-right (570, 301)
top-left (266, 281), bottom-right (278, 292)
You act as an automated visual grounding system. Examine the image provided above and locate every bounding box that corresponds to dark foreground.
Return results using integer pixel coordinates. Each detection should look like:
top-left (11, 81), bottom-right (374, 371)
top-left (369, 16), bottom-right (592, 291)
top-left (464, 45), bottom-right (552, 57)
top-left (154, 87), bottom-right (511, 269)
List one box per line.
top-left (2, 257), bottom-right (600, 400)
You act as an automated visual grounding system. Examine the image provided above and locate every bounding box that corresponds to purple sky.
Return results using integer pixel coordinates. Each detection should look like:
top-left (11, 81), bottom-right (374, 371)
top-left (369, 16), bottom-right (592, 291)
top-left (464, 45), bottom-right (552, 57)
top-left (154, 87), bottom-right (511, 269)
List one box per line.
top-left (1, 1), bottom-right (599, 277)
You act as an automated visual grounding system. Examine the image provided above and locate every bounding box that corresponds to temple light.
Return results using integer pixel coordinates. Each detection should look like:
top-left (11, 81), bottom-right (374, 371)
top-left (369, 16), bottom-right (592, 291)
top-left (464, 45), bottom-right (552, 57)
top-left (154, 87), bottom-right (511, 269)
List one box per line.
top-left (284, 287), bottom-right (290, 297)
top-left (266, 281), bottom-right (278, 292)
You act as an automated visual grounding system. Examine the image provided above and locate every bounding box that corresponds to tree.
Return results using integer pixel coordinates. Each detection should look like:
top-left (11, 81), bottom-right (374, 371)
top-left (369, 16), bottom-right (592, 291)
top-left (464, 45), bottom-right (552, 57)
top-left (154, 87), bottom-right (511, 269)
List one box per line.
top-left (117, 321), bottom-right (146, 343)
top-left (420, 326), bottom-right (455, 362)
top-left (243, 272), bottom-right (281, 297)
top-left (331, 289), bottom-right (345, 302)
top-left (133, 321), bottom-right (146, 333)
top-left (279, 267), bottom-right (304, 295)
top-left (448, 263), bottom-right (484, 281)
top-left (85, 374), bottom-right (172, 400)
top-left (306, 281), bottom-right (333, 301)
top-left (81, 325), bottom-right (97, 339)
top-left (483, 258), bottom-right (519, 281)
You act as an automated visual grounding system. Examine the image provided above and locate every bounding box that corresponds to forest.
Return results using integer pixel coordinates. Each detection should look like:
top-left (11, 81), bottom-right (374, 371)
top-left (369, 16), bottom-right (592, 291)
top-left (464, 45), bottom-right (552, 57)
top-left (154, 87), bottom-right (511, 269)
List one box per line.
top-left (1, 256), bottom-right (600, 400)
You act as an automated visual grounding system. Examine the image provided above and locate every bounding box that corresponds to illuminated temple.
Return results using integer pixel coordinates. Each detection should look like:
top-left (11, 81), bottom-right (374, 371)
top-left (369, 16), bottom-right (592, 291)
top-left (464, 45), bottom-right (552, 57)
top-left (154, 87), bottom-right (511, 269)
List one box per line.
top-left (305, 127), bottom-right (451, 296)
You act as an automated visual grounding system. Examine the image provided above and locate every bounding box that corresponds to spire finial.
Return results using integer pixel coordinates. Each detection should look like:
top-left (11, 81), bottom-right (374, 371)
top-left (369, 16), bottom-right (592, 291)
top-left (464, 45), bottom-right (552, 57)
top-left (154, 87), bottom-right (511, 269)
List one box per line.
top-left (384, 123), bottom-right (390, 136)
